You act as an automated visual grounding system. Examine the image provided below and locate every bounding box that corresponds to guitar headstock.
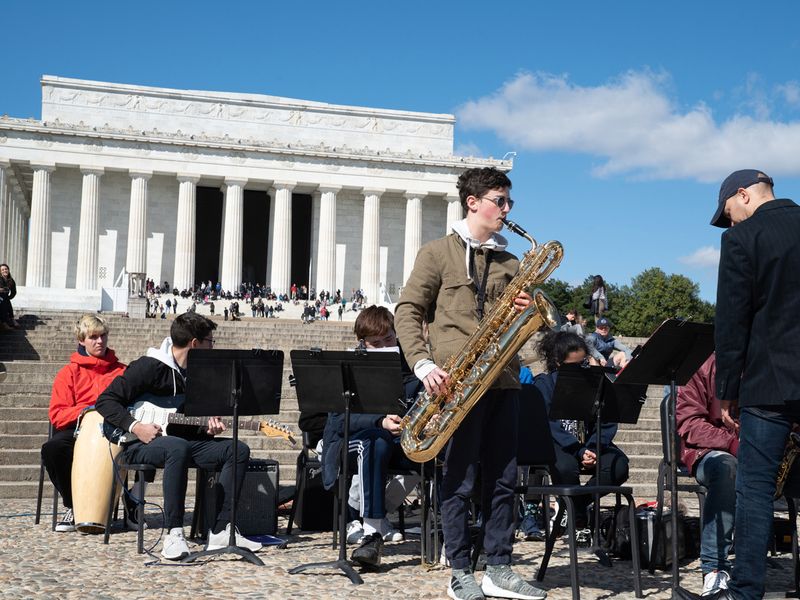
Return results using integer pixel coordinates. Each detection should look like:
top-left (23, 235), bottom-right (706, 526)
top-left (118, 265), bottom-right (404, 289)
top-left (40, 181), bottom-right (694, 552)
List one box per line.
top-left (258, 419), bottom-right (297, 445)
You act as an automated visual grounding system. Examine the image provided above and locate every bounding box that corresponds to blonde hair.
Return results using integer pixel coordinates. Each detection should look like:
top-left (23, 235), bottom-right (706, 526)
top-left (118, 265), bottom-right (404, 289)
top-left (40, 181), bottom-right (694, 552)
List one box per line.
top-left (74, 314), bottom-right (109, 342)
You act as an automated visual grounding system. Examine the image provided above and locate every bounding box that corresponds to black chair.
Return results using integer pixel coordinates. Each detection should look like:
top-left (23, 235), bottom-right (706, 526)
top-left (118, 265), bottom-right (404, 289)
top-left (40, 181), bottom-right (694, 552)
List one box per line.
top-left (516, 383), bottom-right (643, 600)
top-left (104, 459), bottom-right (156, 554)
top-left (649, 394), bottom-right (707, 574)
top-left (35, 422), bottom-right (60, 531)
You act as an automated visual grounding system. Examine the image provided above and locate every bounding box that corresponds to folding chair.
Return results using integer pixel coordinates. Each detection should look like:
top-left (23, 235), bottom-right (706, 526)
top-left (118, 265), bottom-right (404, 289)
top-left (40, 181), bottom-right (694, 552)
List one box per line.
top-left (35, 422), bottom-right (60, 531)
top-left (649, 394), bottom-right (707, 574)
top-left (517, 383), bottom-right (643, 599)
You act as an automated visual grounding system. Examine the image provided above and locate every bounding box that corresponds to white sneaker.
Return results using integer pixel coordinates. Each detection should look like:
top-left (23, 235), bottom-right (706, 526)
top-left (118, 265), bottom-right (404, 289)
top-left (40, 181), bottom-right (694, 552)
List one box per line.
top-left (381, 517), bottom-right (403, 542)
top-left (701, 570), bottom-right (730, 596)
top-left (440, 542), bottom-right (451, 567)
top-left (161, 527), bottom-right (190, 560)
top-left (55, 508), bottom-right (75, 533)
top-left (206, 524), bottom-right (262, 553)
top-left (346, 519), bottom-right (365, 544)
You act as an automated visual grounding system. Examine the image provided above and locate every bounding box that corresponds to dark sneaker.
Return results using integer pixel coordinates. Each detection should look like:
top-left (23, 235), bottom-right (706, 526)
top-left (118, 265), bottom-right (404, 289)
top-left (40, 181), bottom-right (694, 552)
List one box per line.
top-left (351, 532), bottom-right (383, 567)
top-left (123, 497), bottom-right (149, 531)
top-left (55, 508), bottom-right (75, 532)
top-left (481, 564), bottom-right (547, 600)
top-left (520, 512), bottom-right (545, 542)
top-left (448, 568), bottom-right (485, 600)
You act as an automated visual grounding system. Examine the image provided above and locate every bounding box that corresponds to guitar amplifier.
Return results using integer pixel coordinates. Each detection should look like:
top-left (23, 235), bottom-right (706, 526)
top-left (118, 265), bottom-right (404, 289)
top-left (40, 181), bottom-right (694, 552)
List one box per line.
top-left (201, 459), bottom-right (279, 536)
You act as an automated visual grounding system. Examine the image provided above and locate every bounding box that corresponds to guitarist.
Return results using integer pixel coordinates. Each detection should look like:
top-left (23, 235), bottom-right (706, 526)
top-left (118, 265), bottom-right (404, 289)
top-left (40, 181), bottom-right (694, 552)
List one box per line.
top-left (96, 313), bottom-right (261, 561)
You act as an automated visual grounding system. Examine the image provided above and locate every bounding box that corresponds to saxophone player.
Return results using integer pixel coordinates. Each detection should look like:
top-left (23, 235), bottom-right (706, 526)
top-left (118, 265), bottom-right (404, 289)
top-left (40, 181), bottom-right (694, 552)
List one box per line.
top-left (396, 167), bottom-right (547, 600)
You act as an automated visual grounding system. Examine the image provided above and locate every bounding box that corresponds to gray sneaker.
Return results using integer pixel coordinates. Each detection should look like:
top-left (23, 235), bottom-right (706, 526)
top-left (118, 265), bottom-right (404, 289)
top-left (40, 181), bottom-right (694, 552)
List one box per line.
top-left (448, 568), bottom-right (485, 600)
top-left (481, 564), bottom-right (547, 600)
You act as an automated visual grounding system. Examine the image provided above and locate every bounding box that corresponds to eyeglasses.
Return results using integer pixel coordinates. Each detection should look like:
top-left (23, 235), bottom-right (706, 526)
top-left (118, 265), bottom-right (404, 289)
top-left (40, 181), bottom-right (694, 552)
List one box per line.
top-left (480, 195), bottom-right (514, 210)
top-left (201, 337), bottom-right (216, 346)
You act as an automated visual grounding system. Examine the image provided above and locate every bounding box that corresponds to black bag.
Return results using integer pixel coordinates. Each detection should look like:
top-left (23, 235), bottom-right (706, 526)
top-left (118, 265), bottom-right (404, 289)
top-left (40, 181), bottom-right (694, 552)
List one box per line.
top-left (599, 506), bottom-right (632, 558)
top-left (583, 295), bottom-right (592, 310)
top-left (292, 451), bottom-right (334, 531)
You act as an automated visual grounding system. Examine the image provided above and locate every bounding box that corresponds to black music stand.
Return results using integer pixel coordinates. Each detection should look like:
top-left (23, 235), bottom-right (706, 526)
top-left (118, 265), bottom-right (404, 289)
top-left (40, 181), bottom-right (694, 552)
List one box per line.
top-left (615, 319), bottom-right (714, 599)
top-left (551, 363), bottom-right (647, 565)
top-left (287, 349), bottom-right (404, 584)
top-left (181, 348), bottom-right (284, 566)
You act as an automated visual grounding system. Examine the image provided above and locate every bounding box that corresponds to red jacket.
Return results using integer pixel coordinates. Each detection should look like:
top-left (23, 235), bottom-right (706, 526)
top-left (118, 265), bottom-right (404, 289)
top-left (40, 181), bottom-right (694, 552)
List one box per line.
top-left (49, 349), bottom-right (126, 430)
top-left (675, 353), bottom-right (739, 474)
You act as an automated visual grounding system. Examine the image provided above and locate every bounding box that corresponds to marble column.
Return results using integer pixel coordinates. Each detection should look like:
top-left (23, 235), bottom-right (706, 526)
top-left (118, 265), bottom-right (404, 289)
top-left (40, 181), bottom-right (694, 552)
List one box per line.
top-left (220, 178), bottom-right (246, 293)
top-left (7, 198), bottom-right (18, 275)
top-left (12, 206), bottom-right (21, 276)
top-left (315, 185), bottom-right (339, 296)
top-left (360, 188), bottom-right (383, 305)
top-left (126, 171), bottom-right (151, 275)
top-left (269, 181), bottom-right (294, 296)
top-left (0, 162), bottom-right (8, 262)
top-left (74, 168), bottom-right (104, 289)
top-left (403, 192), bottom-right (423, 286)
top-left (17, 209), bottom-right (28, 286)
top-left (173, 174), bottom-right (200, 292)
top-left (446, 195), bottom-right (462, 233)
top-left (25, 164), bottom-right (55, 287)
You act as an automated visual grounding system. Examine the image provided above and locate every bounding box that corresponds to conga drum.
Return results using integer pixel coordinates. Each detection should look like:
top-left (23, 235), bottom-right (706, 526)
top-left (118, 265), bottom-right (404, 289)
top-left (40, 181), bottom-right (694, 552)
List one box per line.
top-left (71, 409), bottom-right (125, 534)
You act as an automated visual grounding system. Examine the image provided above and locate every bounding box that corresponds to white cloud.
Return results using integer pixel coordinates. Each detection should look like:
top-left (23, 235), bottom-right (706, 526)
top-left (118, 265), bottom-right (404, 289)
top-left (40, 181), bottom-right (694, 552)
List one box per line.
top-left (456, 70), bottom-right (800, 182)
top-left (679, 246), bottom-right (720, 268)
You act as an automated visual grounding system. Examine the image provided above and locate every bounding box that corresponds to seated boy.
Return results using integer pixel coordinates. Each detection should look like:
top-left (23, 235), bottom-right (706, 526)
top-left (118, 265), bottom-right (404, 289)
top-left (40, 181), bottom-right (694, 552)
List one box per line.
top-left (320, 305), bottom-right (420, 567)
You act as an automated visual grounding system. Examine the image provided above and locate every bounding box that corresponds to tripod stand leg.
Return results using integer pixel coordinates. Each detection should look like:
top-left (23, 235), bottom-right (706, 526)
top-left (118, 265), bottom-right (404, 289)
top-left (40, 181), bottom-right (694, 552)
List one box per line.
top-left (288, 559), bottom-right (364, 585)
top-left (183, 545), bottom-right (265, 566)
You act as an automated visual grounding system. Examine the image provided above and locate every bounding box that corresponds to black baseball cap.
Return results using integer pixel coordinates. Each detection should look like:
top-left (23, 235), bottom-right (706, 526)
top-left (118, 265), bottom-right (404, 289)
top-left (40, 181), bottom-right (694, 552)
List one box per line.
top-left (596, 317), bottom-right (612, 328)
top-left (710, 169), bottom-right (774, 228)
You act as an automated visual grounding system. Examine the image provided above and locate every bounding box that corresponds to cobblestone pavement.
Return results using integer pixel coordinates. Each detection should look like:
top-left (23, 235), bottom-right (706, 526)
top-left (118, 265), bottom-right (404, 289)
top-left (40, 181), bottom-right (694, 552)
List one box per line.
top-left (0, 500), bottom-right (796, 599)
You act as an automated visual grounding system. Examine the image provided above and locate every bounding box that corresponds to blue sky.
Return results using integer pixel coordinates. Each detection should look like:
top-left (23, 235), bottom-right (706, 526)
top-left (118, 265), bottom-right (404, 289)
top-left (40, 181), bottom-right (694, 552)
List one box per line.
top-left (4, 1), bottom-right (800, 301)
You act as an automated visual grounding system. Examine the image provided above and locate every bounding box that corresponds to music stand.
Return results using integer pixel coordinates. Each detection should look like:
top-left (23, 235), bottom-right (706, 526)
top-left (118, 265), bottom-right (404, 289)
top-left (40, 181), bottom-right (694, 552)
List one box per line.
top-left (287, 349), bottom-right (404, 585)
top-left (181, 348), bottom-right (284, 566)
top-left (615, 319), bottom-right (714, 598)
top-left (551, 363), bottom-right (647, 565)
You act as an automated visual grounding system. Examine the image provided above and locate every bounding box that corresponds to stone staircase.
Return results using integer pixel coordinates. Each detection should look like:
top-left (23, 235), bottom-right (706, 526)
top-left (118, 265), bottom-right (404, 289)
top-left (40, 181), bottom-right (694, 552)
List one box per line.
top-left (0, 311), bottom-right (356, 501)
top-left (0, 312), bottom-right (666, 504)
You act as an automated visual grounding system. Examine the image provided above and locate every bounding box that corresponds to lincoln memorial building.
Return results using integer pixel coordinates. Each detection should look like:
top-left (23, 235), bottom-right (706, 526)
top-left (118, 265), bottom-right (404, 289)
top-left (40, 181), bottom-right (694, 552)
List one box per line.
top-left (0, 76), bottom-right (510, 310)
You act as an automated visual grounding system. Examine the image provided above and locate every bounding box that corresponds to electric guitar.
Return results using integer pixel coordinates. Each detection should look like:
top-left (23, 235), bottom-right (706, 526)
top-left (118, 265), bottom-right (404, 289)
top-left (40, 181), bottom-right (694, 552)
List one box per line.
top-left (104, 396), bottom-right (296, 446)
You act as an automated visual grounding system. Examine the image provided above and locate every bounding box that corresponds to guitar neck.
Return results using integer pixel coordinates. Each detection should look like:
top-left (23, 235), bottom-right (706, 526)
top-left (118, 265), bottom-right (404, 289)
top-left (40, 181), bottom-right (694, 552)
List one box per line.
top-left (166, 414), bottom-right (259, 431)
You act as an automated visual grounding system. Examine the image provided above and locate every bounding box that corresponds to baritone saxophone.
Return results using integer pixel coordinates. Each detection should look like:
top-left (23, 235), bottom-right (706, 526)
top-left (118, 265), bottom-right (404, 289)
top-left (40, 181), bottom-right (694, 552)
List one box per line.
top-left (775, 431), bottom-right (800, 499)
top-left (400, 218), bottom-right (563, 463)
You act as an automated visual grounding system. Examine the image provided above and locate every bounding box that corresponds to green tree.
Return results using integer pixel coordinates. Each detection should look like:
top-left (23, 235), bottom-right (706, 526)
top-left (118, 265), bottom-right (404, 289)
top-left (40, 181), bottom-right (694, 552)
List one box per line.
top-left (534, 278), bottom-right (572, 315)
top-left (612, 268), bottom-right (714, 337)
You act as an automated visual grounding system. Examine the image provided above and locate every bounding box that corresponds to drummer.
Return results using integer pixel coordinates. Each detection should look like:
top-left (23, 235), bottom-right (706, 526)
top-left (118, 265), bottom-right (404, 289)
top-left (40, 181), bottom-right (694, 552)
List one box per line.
top-left (96, 313), bottom-right (259, 561)
top-left (41, 314), bottom-right (126, 532)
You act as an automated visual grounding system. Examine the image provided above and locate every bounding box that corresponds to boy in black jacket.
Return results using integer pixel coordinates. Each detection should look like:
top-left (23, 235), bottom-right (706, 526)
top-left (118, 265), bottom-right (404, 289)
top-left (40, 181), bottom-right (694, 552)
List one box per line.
top-left (96, 313), bottom-right (259, 560)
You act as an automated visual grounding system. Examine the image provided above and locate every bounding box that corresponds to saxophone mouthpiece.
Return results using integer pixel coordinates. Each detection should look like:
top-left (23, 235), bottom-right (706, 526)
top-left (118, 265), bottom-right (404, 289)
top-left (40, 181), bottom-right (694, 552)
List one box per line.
top-left (501, 218), bottom-right (528, 237)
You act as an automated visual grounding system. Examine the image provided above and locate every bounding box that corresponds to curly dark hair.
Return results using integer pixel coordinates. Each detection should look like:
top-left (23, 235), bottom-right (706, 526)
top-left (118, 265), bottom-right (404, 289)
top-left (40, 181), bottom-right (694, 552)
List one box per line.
top-left (536, 330), bottom-right (589, 373)
top-left (456, 167), bottom-right (512, 212)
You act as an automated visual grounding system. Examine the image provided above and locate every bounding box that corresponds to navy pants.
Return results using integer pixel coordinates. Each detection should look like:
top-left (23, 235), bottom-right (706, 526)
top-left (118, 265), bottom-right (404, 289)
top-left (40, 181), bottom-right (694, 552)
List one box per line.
top-left (123, 436), bottom-right (250, 530)
top-left (348, 428), bottom-right (416, 519)
top-left (728, 405), bottom-right (800, 600)
top-left (440, 389), bottom-right (518, 570)
top-left (549, 444), bottom-right (629, 519)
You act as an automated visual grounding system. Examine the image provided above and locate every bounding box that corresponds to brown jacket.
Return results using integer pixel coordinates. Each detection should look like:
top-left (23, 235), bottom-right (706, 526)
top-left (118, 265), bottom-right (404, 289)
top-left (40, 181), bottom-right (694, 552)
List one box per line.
top-left (395, 232), bottom-right (521, 390)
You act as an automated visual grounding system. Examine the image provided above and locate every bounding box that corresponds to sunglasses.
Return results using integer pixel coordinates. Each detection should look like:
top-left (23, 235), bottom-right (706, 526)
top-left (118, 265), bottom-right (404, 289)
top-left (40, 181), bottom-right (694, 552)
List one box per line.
top-left (480, 195), bottom-right (514, 210)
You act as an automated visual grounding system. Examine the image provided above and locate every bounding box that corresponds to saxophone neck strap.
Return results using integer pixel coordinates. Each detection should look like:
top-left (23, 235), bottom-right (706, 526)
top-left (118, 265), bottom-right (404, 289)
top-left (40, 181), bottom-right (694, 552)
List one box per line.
top-left (471, 247), bottom-right (493, 320)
